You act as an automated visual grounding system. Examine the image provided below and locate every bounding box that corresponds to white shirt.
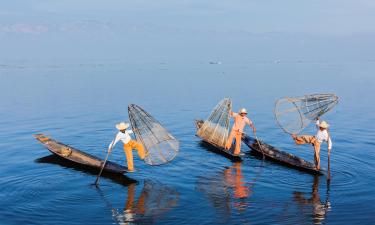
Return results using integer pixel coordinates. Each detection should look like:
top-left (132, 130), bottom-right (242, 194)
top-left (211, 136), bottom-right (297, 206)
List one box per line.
top-left (315, 120), bottom-right (332, 150)
top-left (109, 130), bottom-right (133, 149)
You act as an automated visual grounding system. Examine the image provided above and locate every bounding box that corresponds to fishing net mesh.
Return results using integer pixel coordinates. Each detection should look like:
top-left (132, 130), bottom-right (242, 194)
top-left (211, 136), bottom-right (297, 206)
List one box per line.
top-left (128, 104), bottom-right (179, 166)
top-left (196, 98), bottom-right (232, 148)
top-left (274, 94), bottom-right (338, 134)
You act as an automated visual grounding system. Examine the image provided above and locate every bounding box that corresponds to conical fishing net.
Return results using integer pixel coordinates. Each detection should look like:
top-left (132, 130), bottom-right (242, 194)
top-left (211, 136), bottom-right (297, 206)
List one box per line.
top-left (196, 98), bottom-right (232, 148)
top-left (274, 94), bottom-right (339, 134)
top-left (128, 104), bottom-right (179, 166)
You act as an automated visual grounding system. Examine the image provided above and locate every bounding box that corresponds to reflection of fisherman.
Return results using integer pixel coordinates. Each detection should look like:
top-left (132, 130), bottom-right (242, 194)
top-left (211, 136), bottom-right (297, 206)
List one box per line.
top-left (292, 118), bottom-right (332, 170)
top-left (109, 122), bottom-right (146, 172)
top-left (225, 108), bottom-right (256, 155)
top-left (111, 182), bottom-right (146, 225)
top-left (293, 176), bottom-right (330, 222)
top-left (224, 162), bottom-right (251, 199)
top-left (124, 183), bottom-right (146, 222)
top-left (112, 181), bottom-right (179, 225)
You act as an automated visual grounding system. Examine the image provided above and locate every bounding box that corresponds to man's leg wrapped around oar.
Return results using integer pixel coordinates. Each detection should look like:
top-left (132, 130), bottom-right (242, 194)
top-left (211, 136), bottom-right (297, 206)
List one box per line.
top-left (293, 135), bottom-right (321, 169)
top-left (123, 140), bottom-right (146, 171)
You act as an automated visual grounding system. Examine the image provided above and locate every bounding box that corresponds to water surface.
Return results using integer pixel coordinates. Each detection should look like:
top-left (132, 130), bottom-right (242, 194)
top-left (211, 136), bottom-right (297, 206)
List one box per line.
top-left (0, 61), bottom-right (374, 224)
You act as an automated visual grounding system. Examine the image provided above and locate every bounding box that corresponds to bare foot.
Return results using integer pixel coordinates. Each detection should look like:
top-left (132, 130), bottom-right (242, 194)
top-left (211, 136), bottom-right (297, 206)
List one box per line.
top-left (291, 134), bottom-right (297, 139)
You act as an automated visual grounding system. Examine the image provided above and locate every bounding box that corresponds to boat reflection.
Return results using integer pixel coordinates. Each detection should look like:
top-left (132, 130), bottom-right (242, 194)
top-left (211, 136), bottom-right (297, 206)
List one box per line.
top-left (293, 175), bottom-right (331, 224)
top-left (111, 180), bottom-right (179, 225)
top-left (196, 161), bottom-right (261, 215)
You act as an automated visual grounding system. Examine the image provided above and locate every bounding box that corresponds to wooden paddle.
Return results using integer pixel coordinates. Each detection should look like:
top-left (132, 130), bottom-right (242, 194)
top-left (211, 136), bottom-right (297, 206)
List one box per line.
top-left (95, 134), bottom-right (116, 186)
top-left (327, 154), bottom-right (331, 181)
top-left (327, 130), bottom-right (331, 181)
top-left (253, 129), bottom-right (265, 160)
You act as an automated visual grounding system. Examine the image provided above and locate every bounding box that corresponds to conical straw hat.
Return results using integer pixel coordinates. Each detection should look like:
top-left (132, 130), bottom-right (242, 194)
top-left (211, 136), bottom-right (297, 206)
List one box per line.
top-left (319, 121), bottom-right (329, 129)
top-left (116, 122), bottom-right (130, 130)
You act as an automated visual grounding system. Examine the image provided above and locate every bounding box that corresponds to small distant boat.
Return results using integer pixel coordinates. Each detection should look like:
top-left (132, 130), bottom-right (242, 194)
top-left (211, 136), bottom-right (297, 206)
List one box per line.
top-left (242, 134), bottom-right (322, 174)
top-left (195, 120), bottom-right (242, 161)
top-left (34, 134), bottom-right (128, 174)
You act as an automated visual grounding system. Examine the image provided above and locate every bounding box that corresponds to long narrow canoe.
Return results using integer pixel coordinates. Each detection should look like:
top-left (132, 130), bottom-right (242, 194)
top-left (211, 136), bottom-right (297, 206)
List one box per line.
top-left (242, 134), bottom-right (322, 174)
top-left (195, 120), bottom-right (242, 161)
top-left (34, 134), bottom-right (128, 174)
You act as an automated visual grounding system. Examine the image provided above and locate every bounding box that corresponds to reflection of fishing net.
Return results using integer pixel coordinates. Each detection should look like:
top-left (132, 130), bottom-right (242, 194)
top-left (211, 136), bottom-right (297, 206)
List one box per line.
top-left (128, 104), bottom-right (179, 166)
top-left (140, 180), bottom-right (179, 216)
top-left (196, 98), bottom-right (232, 148)
top-left (196, 174), bottom-right (231, 215)
top-left (274, 94), bottom-right (339, 134)
top-left (112, 180), bottom-right (179, 225)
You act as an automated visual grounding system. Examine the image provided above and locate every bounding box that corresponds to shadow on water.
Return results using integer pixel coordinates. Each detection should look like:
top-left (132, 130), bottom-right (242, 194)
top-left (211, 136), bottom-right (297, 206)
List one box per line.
top-left (196, 161), bottom-right (263, 219)
top-left (35, 154), bottom-right (137, 186)
top-left (198, 141), bottom-right (244, 162)
top-left (97, 180), bottom-right (179, 225)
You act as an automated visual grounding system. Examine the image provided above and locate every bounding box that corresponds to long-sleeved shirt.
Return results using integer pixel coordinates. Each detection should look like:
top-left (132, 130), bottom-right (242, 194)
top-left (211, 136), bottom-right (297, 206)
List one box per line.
top-left (108, 130), bottom-right (134, 149)
top-left (315, 120), bottom-right (332, 150)
top-left (231, 112), bottom-right (253, 133)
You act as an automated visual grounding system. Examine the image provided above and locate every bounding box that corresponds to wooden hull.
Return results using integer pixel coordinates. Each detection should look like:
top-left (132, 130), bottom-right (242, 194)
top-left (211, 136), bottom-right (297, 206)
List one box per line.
top-left (241, 134), bottom-right (322, 174)
top-left (35, 155), bottom-right (136, 186)
top-left (34, 134), bottom-right (127, 174)
top-left (195, 120), bottom-right (242, 161)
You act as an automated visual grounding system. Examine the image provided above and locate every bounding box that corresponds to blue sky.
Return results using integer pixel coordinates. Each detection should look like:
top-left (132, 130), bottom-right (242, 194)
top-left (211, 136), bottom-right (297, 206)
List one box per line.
top-left (1, 0), bottom-right (374, 63)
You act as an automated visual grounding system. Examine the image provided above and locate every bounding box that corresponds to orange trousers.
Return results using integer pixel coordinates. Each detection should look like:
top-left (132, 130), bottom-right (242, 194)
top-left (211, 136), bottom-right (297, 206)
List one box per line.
top-left (294, 135), bottom-right (321, 169)
top-left (123, 140), bottom-right (146, 171)
top-left (226, 129), bottom-right (242, 155)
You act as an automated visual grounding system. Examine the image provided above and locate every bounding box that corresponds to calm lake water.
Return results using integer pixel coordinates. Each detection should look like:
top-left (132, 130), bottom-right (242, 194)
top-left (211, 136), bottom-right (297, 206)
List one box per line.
top-left (0, 61), bottom-right (374, 225)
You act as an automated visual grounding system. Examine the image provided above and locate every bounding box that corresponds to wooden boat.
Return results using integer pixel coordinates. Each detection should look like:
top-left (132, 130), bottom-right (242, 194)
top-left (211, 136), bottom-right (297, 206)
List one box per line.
top-left (195, 120), bottom-right (242, 161)
top-left (34, 134), bottom-right (128, 174)
top-left (242, 134), bottom-right (322, 174)
top-left (35, 155), bottom-right (136, 186)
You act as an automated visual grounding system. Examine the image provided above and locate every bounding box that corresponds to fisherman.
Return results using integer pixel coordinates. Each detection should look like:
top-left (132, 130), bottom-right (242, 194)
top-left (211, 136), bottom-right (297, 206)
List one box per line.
top-left (109, 122), bottom-right (146, 172)
top-left (291, 118), bottom-right (332, 170)
top-left (225, 108), bottom-right (256, 155)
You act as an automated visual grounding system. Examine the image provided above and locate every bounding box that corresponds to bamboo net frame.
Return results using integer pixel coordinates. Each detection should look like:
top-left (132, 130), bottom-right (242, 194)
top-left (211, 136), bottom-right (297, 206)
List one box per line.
top-left (196, 98), bottom-right (232, 148)
top-left (128, 104), bottom-right (179, 166)
top-left (274, 93), bottom-right (339, 134)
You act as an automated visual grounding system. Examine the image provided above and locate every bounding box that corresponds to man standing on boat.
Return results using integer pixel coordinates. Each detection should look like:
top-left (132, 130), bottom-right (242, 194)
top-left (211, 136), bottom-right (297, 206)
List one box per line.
top-left (225, 108), bottom-right (256, 155)
top-left (291, 118), bottom-right (332, 170)
top-left (108, 122), bottom-right (146, 172)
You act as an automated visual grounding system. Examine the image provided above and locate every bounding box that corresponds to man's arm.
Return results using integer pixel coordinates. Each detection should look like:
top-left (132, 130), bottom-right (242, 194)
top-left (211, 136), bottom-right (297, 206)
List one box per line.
top-left (315, 117), bottom-right (320, 129)
top-left (108, 133), bottom-right (120, 152)
top-left (327, 136), bottom-right (332, 156)
top-left (248, 119), bottom-right (256, 133)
